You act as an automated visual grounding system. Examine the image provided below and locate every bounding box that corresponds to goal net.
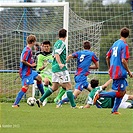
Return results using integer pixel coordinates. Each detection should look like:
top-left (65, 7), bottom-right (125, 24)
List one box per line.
top-left (0, 2), bottom-right (103, 101)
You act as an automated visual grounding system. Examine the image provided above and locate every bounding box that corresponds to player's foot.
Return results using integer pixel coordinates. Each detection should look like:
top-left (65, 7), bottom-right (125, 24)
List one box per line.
top-left (36, 99), bottom-right (42, 108)
top-left (93, 93), bottom-right (100, 105)
top-left (111, 112), bottom-right (121, 115)
top-left (42, 99), bottom-right (47, 106)
top-left (56, 103), bottom-right (62, 108)
top-left (79, 106), bottom-right (84, 109)
top-left (12, 104), bottom-right (20, 108)
top-left (71, 106), bottom-right (79, 109)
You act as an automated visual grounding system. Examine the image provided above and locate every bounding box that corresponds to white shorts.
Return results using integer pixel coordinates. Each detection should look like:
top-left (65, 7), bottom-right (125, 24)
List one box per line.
top-left (119, 94), bottom-right (132, 109)
top-left (52, 70), bottom-right (71, 83)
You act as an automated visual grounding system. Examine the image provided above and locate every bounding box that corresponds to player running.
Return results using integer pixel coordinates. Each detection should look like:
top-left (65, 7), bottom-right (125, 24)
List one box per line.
top-left (56, 41), bottom-right (99, 108)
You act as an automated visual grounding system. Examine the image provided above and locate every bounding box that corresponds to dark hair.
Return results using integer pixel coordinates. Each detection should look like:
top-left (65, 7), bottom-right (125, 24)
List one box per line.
top-left (35, 42), bottom-right (41, 51)
top-left (58, 29), bottom-right (67, 38)
top-left (90, 79), bottom-right (99, 88)
top-left (120, 27), bottom-right (129, 38)
top-left (83, 41), bottom-right (91, 49)
top-left (42, 41), bottom-right (51, 46)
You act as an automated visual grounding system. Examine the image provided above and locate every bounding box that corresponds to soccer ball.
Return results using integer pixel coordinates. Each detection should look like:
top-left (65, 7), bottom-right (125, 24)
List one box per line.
top-left (27, 97), bottom-right (36, 106)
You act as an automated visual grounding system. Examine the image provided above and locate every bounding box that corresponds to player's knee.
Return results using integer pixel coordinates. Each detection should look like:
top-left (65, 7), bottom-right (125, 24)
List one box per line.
top-left (116, 91), bottom-right (126, 98)
top-left (36, 75), bottom-right (42, 81)
top-left (44, 78), bottom-right (50, 85)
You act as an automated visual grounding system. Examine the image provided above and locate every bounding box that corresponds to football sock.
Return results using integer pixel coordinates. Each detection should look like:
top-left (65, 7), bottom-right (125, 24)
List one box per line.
top-left (112, 97), bottom-right (122, 112)
top-left (14, 87), bottom-right (27, 105)
top-left (40, 88), bottom-right (53, 102)
top-left (99, 91), bottom-right (116, 98)
top-left (37, 81), bottom-right (44, 95)
top-left (66, 90), bottom-right (76, 107)
top-left (43, 85), bottom-right (49, 101)
top-left (54, 88), bottom-right (66, 101)
top-left (59, 95), bottom-right (76, 105)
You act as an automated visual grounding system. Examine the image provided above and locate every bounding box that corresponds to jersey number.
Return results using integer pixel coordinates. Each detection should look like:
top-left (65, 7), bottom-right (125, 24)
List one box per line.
top-left (112, 47), bottom-right (118, 57)
top-left (80, 54), bottom-right (85, 62)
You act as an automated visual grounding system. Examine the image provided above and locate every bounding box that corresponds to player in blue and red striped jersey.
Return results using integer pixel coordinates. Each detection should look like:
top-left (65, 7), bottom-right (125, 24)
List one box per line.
top-left (56, 41), bottom-right (99, 107)
top-left (12, 35), bottom-right (44, 108)
top-left (94, 27), bottom-right (133, 114)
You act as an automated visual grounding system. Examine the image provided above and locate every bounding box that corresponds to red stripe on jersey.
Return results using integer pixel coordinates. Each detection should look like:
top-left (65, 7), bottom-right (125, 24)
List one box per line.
top-left (114, 66), bottom-right (120, 79)
top-left (92, 56), bottom-right (97, 63)
top-left (76, 68), bottom-right (82, 75)
top-left (125, 45), bottom-right (129, 59)
top-left (23, 51), bottom-right (28, 61)
top-left (106, 49), bottom-right (112, 58)
top-left (109, 66), bottom-right (113, 79)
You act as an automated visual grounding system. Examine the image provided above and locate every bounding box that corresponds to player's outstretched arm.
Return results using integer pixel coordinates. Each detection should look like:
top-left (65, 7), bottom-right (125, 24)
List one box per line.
top-left (66, 54), bottom-right (73, 63)
top-left (102, 79), bottom-right (112, 90)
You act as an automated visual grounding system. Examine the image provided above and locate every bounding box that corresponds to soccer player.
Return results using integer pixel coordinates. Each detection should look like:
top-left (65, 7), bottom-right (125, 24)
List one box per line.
top-left (36, 41), bottom-right (66, 106)
top-left (93, 27), bottom-right (133, 114)
top-left (56, 41), bottom-right (99, 108)
top-left (81, 79), bottom-right (133, 109)
top-left (36, 29), bottom-right (76, 108)
top-left (12, 35), bottom-right (44, 108)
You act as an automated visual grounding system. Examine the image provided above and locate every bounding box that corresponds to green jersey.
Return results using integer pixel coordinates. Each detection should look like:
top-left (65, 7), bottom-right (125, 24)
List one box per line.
top-left (88, 86), bottom-right (113, 108)
top-left (36, 52), bottom-right (53, 79)
top-left (52, 40), bottom-right (67, 73)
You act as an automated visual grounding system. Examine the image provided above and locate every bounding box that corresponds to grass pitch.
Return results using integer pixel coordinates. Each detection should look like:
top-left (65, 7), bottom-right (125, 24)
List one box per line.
top-left (0, 103), bottom-right (133, 133)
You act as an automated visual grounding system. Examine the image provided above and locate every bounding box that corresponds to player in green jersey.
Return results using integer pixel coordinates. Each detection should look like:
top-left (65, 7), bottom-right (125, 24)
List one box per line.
top-left (36, 41), bottom-right (66, 106)
top-left (80, 79), bottom-right (133, 109)
top-left (36, 29), bottom-right (76, 108)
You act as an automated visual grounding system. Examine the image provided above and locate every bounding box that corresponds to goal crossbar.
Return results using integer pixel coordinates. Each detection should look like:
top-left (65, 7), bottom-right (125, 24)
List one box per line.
top-left (0, 2), bottom-right (69, 7)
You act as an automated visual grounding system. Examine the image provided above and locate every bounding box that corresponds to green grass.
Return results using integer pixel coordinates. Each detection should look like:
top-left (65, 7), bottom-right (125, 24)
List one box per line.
top-left (0, 103), bottom-right (133, 133)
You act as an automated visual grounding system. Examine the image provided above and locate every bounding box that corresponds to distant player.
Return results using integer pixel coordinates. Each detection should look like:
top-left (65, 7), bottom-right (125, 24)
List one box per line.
top-left (36, 41), bottom-right (66, 106)
top-left (81, 79), bottom-right (133, 109)
top-left (36, 29), bottom-right (76, 108)
top-left (12, 35), bottom-right (44, 108)
top-left (56, 41), bottom-right (99, 107)
top-left (94, 27), bottom-right (133, 114)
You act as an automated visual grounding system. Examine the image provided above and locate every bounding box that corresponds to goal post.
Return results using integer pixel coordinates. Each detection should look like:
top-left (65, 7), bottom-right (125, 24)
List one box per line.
top-left (0, 2), bottom-right (69, 51)
top-left (0, 2), bottom-right (103, 101)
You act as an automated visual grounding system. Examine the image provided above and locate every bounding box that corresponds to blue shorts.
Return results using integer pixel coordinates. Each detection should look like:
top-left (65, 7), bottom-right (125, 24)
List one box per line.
top-left (21, 70), bottom-right (38, 86)
top-left (75, 81), bottom-right (88, 91)
top-left (112, 79), bottom-right (128, 91)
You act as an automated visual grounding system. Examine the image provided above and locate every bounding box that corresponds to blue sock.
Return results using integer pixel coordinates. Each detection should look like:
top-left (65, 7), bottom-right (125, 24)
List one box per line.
top-left (14, 88), bottom-right (27, 105)
top-left (37, 82), bottom-right (44, 95)
top-left (99, 91), bottom-right (116, 98)
top-left (59, 95), bottom-right (76, 105)
top-left (112, 97), bottom-right (122, 112)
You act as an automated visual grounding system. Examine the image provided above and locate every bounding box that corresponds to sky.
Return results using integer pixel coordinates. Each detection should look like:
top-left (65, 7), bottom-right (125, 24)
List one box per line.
top-left (0, 0), bottom-right (127, 4)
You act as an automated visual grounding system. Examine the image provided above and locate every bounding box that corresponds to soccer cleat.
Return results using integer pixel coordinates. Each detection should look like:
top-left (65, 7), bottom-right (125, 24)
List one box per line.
top-left (111, 112), bottom-right (121, 115)
top-left (71, 106), bottom-right (79, 109)
top-left (42, 99), bottom-right (47, 106)
top-left (12, 104), bottom-right (20, 108)
top-left (79, 106), bottom-right (84, 109)
top-left (56, 103), bottom-right (62, 108)
top-left (36, 99), bottom-right (42, 108)
top-left (93, 93), bottom-right (100, 105)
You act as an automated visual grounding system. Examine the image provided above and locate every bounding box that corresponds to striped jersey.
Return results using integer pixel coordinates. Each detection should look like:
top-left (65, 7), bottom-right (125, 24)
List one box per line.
top-left (19, 46), bottom-right (34, 78)
top-left (106, 39), bottom-right (130, 79)
top-left (52, 40), bottom-right (67, 73)
top-left (72, 50), bottom-right (98, 77)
